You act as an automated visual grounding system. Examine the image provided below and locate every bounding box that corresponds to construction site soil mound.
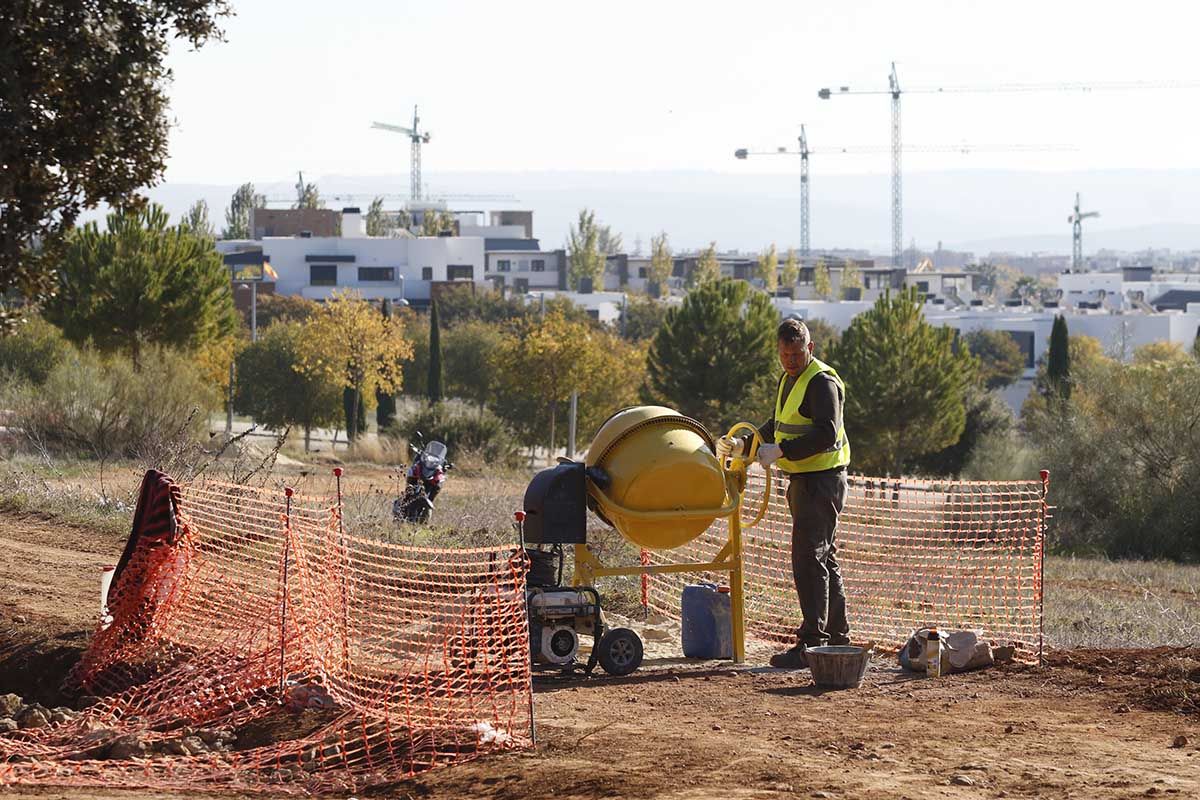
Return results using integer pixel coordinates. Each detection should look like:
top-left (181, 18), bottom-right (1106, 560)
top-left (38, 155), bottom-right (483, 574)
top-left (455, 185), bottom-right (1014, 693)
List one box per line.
top-left (1, 510), bottom-right (1198, 799)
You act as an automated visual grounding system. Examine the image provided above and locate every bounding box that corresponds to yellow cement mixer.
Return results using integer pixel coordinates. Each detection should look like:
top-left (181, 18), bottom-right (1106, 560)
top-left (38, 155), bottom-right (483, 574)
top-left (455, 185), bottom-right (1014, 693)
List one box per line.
top-left (519, 406), bottom-right (769, 676)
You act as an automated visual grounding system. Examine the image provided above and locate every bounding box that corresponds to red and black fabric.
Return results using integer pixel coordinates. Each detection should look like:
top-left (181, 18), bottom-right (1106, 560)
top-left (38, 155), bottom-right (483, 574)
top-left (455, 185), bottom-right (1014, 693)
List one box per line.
top-left (69, 470), bottom-right (191, 694)
top-left (108, 469), bottom-right (184, 608)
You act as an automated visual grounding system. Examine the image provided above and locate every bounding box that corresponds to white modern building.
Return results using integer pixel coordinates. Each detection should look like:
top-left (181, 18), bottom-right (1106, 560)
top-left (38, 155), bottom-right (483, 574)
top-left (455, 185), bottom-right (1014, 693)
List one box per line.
top-left (219, 207), bottom-right (543, 307)
top-left (216, 206), bottom-right (1200, 413)
top-left (520, 290), bottom-right (627, 326)
top-left (1058, 267), bottom-right (1200, 313)
top-left (484, 248), bottom-right (568, 293)
top-left (776, 293), bottom-right (1200, 411)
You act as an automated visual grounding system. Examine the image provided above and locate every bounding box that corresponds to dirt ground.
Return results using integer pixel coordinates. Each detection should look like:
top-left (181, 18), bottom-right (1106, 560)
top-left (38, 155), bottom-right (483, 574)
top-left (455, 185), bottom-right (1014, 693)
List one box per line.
top-left (1, 510), bottom-right (1199, 800)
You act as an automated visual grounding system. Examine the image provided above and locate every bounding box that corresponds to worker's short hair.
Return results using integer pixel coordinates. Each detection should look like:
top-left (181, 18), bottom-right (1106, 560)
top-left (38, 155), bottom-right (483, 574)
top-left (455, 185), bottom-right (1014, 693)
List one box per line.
top-left (777, 318), bottom-right (810, 346)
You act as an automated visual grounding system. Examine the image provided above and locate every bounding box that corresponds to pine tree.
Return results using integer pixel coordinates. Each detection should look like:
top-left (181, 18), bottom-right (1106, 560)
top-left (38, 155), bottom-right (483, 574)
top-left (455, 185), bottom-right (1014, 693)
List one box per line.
top-left (826, 287), bottom-right (978, 474)
top-left (964, 329), bottom-right (1026, 390)
top-left (1046, 314), bottom-right (1071, 400)
top-left (804, 317), bottom-right (841, 360)
top-left (45, 204), bottom-right (238, 368)
top-left (376, 299), bottom-right (398, 429)
top-left (643, 279), bottom-right (778, 433)
top-left (0, 1), bottom-right (229, 332)
top-left (428, 299), bottom-right (444, 403)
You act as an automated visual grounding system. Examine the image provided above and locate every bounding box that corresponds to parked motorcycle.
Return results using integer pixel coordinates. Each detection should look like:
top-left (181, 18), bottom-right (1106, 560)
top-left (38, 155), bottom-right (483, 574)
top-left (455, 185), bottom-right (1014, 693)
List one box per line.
top-left (392, 432), bottom-right (452, 524)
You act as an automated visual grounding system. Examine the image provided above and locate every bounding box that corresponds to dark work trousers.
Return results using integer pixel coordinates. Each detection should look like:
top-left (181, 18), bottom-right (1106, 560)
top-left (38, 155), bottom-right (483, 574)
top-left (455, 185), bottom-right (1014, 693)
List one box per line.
top-left (786, 470), bottom-right (850, 647)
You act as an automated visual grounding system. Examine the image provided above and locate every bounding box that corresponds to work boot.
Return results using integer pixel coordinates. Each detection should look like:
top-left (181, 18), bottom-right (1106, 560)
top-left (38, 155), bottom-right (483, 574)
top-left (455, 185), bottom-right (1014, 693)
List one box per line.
top-left (769, 644), bottom-right (809, 669)
top-left (828, 635), bottom-right (851, 646)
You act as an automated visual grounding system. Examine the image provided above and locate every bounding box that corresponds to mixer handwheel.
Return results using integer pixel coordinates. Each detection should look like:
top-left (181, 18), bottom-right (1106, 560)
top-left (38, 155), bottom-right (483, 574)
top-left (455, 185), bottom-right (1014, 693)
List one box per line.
top-left (597, 628), bottom-right (643, 676)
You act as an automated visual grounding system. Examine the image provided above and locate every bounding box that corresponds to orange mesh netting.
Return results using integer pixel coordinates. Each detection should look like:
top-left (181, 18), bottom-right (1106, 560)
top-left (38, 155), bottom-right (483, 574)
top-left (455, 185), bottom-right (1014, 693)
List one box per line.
top-left (649, 470), bottom-right (1048, 661)
top-left (0, 479), bottom-right (532, 795)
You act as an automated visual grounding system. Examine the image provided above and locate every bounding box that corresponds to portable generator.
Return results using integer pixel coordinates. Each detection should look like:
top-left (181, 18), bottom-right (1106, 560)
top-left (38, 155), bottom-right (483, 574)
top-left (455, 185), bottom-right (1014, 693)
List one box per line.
top-left (518, 460), bottom-right (644, 677)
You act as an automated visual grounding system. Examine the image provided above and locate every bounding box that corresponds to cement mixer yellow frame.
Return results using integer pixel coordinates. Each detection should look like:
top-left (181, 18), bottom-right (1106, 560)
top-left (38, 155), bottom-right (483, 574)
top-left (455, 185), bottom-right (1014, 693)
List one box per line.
top-left (573, 423), bottom-right (770, 664)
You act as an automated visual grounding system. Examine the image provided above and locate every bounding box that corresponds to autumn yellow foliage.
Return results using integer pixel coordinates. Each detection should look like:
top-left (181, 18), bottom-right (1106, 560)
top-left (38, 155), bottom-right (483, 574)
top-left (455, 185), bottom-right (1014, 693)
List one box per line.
top-left (491, 310), bottom-right (644, 452)
top-left (295, 289), bottom-right (413, 441)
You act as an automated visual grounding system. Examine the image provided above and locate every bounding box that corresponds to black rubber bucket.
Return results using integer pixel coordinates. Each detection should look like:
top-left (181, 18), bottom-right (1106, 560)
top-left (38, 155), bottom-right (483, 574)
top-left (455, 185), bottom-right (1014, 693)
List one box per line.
top-left (807, 645), bottom-right (871, 689)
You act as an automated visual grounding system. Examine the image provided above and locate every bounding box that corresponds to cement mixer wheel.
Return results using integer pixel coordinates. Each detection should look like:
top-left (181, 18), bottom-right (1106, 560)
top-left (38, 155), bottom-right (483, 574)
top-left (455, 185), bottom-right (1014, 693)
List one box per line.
top-left (597, 628), bottom-right (643, 676)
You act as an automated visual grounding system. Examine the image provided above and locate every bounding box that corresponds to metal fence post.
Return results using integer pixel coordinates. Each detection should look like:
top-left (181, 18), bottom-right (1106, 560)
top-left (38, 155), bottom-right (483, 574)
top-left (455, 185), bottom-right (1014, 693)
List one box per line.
top-left (334, 468), bottom-right (350, 671)
top-left (279, 486), bottom-right (294, 695)
top-left (1038, 470), bottom-right (1050, 667)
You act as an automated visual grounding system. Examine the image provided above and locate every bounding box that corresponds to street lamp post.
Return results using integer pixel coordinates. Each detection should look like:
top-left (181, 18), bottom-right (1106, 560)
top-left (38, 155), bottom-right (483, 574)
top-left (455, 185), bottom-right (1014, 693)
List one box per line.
top-left (225, 255), bottom-right (267, 439)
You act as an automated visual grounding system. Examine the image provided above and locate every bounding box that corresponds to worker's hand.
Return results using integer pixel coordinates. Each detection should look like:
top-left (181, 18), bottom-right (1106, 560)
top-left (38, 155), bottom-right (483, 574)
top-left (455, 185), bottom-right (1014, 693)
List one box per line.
top-left (714, 436), bottom-right (744, 461)
top-left (756, 443), bottom-right (783, 467)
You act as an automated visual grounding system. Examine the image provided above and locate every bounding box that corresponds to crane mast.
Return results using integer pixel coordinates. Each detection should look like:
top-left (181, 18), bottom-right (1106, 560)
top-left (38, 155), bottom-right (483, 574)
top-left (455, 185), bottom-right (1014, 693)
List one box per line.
top-left (818, 69), bottom-right (1198, 271)
top-left (888, 63), bottom-right (903, 268)
top-left (371, 105), bottom-right (432, 203)
top-left (1068, 193), bottom-right (1100, 271)
top-left (735, 132), bottom-right (1071, 263)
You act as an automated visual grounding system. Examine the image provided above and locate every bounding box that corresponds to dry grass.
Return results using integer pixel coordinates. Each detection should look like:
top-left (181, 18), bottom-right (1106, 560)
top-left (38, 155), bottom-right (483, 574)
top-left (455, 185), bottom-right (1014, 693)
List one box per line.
top-left (2, 454), bottom-right (1198, 648)
top-left (0, 454), bottom-right (142, 537)
top-left (1043, 556), bottom-right (1200, 649)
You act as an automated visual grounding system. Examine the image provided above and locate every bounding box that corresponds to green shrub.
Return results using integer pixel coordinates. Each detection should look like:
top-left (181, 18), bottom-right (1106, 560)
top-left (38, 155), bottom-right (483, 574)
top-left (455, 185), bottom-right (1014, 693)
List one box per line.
top-left (9, 346), bottom-right (218, 458)
top-left (391, 399), bottom-right (522, 470)
top-left (0, 314), bottom-right (72, 384)
top-left (959, 429), bottom-right (1039, 482)
top-left (1027, 358), bottom-right (1200, 561)
top-left (912, 387), bottom-right (1015, 477)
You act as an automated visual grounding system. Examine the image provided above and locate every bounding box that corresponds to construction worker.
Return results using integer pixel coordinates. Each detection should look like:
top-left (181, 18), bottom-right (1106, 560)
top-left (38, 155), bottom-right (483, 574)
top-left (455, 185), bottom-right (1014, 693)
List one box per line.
top-left (716, 318), bottom-right (851, 668)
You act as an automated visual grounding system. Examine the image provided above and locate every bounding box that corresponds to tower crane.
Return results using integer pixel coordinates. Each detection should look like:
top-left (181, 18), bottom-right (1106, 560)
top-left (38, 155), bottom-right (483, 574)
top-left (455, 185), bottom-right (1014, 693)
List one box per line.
top-left (371, 105), bottom-right (432, 204)
top-left (818, 66), bottom-right (1200, 268)
top-left (818, 63), bottom-right (904, 266)
top-left (1068, 193), bottom-right (1100, 271)
top-left (734, 126), bottom-right (1072, 259)
top-left (736, 125), bottom-right (812, 257)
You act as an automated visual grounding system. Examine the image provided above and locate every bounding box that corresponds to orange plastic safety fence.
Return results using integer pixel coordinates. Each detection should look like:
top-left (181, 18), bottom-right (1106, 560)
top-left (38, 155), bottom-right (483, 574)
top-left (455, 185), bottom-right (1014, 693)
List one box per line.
top-left (0, 480), bottom-right (532, 795)
top-left (648, 471), bottom-right (1047, 661)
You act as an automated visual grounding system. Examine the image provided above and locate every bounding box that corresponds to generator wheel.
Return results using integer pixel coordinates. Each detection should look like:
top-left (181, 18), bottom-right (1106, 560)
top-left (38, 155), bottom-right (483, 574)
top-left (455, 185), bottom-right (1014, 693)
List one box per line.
top-left (597, 628), bottom-right (643, 676)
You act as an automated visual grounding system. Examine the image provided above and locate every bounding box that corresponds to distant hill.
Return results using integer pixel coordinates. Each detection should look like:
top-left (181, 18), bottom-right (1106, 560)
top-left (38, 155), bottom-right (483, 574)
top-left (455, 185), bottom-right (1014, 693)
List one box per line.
top-left (103, 168), bottom-right (1200, 257)
top-left (953, 224), bottom-right (1200, 255)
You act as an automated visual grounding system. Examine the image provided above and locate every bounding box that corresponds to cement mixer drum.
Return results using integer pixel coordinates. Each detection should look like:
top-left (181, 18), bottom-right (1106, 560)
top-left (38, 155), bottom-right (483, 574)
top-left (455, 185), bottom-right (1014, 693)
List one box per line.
top-left (585, 406), bottom-right (727, 550)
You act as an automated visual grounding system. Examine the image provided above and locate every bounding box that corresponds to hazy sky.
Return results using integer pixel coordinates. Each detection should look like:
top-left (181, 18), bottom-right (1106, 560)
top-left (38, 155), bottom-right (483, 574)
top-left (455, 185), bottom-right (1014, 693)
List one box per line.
top-left (163, 0), bottom-right (1200, 189)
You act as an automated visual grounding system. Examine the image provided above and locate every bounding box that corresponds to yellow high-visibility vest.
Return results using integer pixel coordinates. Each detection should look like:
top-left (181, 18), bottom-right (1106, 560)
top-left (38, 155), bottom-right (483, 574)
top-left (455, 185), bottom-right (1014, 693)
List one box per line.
top-left (773, 357), bottom-right (851, 474)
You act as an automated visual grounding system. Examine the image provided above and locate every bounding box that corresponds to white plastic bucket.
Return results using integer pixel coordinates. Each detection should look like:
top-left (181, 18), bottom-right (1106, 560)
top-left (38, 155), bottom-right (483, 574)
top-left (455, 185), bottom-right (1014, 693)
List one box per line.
top-left (100, 565), bottom-right (116, 614)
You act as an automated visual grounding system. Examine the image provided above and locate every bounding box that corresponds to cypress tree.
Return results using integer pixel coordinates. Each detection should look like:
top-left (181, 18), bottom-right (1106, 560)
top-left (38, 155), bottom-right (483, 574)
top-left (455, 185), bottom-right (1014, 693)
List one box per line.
top-left (375, 299), bottom-right (397, 430)
top-left (1046, 314), bottom-right (1071, 400)
top-left (428, 298), bottom-right (444, 404)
